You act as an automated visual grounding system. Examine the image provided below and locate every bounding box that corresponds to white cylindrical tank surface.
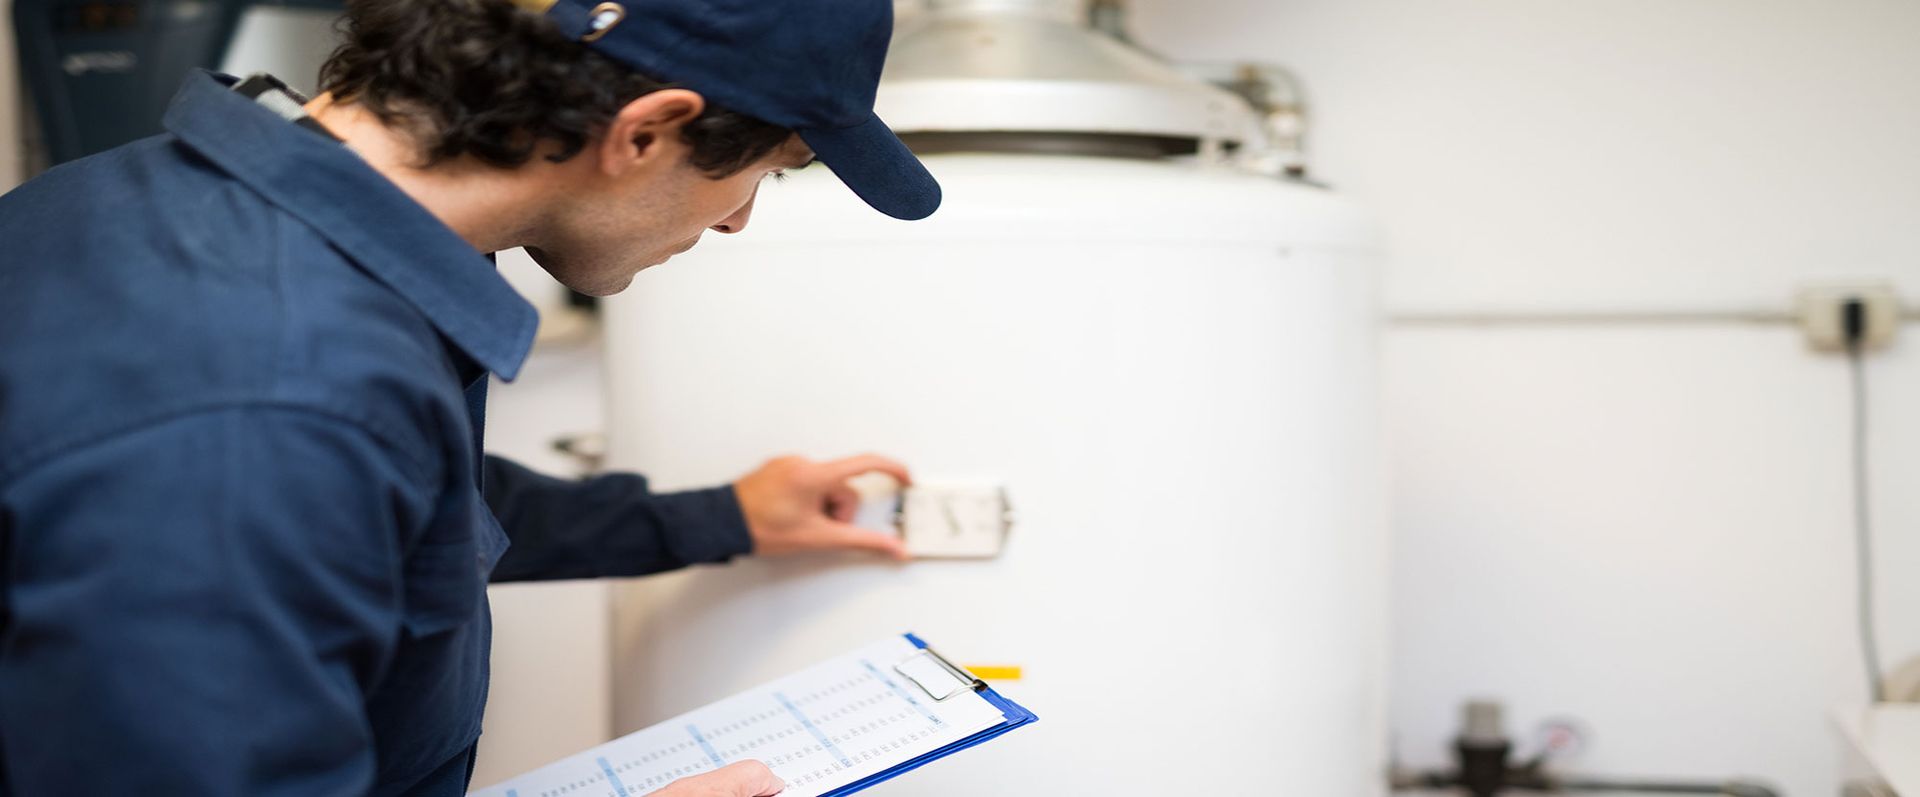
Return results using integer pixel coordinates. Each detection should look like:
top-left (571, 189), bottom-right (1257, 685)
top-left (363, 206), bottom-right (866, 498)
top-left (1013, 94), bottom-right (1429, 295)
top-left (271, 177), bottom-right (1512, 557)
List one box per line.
top-left (602, 152), bottom-right (1387, 795)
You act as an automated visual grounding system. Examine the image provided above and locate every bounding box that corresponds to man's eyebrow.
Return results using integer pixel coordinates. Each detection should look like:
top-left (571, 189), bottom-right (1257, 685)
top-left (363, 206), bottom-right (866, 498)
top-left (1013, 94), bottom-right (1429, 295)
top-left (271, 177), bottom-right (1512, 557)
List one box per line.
top-left (787, 148), bottom-right (818, 168)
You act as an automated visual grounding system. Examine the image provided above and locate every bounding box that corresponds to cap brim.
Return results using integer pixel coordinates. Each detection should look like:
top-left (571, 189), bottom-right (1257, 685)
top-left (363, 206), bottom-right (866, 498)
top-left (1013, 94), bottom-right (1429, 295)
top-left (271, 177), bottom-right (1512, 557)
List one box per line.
top-left (799, 113), bottom-right (941, 221)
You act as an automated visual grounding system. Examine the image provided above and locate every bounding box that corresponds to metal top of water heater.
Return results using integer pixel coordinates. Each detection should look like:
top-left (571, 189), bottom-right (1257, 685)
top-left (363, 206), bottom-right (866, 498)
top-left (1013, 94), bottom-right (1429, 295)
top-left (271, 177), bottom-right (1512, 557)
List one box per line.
top-left (879, 0), bottom-right (1261, 156)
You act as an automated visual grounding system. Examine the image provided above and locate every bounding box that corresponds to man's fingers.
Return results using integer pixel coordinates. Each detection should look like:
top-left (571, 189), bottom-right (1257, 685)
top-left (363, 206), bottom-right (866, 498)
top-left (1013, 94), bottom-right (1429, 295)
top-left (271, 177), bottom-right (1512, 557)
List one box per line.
top-left (813, 520), bottom-right (910, 561)
top-left (747, 761), bottom-right (785, 796)
top-left (748, 763), bottom-right (785, 797)
top-left (814, 453), bottom-right (912, 488)
top-left (826, 484), bottom-right (860, 523)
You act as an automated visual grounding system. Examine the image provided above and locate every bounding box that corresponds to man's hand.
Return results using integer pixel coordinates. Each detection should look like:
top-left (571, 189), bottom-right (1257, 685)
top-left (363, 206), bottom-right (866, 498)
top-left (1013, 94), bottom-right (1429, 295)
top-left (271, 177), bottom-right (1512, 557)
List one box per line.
top-left (649, 761), bottom-right (784, 796)
top-left (734, 453), bottom-right (911, 560)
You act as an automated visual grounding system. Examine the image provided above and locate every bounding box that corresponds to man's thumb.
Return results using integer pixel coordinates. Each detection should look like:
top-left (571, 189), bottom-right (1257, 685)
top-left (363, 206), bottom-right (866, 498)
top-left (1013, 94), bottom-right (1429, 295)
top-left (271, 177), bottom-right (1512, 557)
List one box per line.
top-left (718, 761), bottom-right (782, 796)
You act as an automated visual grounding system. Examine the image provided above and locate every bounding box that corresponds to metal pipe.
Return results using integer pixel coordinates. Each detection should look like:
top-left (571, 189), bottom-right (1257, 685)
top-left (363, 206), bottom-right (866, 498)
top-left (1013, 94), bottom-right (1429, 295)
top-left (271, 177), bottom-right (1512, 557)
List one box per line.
top-left (1173, 60), bottom-right (1312, 178)
top-left (1555, 776), bottom-right (1781, 797)
top-left (1387, 309), bottom-right (1798, 327)
top-left (1087, 0), bottom-right (1130, 42)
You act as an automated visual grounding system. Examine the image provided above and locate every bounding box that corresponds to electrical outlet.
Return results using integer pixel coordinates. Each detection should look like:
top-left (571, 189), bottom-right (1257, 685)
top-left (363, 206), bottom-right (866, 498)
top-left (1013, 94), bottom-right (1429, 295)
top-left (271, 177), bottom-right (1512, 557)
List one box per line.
top-left (1796, 282), bottom-right (1901, 352)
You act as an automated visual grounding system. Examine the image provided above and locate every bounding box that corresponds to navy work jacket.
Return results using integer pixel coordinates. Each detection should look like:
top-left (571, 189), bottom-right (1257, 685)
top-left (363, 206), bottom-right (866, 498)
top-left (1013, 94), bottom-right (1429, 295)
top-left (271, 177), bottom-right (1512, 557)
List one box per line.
top-left (0, 73), bottom-right (753, 795)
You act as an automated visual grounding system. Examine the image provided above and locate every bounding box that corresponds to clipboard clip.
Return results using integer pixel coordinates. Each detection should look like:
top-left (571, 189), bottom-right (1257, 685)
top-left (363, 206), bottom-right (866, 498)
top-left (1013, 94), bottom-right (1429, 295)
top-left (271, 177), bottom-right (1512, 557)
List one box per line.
top-left (894, 644), bottom-right (987, 701)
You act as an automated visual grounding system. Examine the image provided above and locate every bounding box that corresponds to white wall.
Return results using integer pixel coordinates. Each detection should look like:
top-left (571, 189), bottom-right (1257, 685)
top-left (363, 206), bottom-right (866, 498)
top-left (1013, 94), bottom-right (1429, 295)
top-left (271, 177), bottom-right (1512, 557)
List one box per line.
top-left (1130, 2), bottom-right (1920, 795)
top-left (219, 7), bottom-right (346, 92)
top-left (1135, 0), bottom-right (1920, 313)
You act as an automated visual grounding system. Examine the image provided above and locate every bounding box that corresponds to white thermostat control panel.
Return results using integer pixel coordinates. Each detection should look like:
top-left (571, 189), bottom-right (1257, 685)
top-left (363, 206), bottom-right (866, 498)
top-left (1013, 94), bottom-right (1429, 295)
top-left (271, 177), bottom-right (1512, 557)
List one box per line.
top-left (847, 474), bottom-right (1012, 559)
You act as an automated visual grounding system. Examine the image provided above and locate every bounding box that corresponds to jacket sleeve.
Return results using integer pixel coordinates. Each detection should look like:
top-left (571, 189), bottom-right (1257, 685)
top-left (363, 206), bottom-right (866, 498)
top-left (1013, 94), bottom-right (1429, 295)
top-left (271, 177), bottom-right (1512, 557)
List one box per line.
top-left (482, 454), bottom-right (754, 583)
top-left (0, 408), bottom-right (424, 796)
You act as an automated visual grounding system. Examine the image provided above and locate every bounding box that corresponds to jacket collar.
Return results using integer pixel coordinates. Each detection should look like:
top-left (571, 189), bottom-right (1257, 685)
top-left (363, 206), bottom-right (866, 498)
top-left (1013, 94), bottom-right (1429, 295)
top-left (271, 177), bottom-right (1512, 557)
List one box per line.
top-left (162, 72), bottom-right (538, 380)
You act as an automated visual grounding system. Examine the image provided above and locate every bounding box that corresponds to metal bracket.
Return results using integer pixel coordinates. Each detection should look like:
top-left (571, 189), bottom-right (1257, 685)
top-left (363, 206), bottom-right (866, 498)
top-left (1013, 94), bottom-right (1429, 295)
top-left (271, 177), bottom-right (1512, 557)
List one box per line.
top-left (893, 644), bottom-right (986, 701)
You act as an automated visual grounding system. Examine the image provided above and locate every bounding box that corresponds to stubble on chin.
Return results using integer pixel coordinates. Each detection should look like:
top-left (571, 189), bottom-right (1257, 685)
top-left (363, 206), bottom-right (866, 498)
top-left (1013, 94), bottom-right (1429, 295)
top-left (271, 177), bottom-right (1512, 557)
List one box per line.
top-left (524, 246), bottom-right (646, 297)
top-left (571, 270), bottom-right (639, 298)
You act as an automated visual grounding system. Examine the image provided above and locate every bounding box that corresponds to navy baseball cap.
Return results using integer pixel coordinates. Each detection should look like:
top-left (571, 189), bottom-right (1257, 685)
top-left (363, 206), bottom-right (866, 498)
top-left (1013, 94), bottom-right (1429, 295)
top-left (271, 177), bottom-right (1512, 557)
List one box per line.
top-left (522, 0), bottom-right (940, 221)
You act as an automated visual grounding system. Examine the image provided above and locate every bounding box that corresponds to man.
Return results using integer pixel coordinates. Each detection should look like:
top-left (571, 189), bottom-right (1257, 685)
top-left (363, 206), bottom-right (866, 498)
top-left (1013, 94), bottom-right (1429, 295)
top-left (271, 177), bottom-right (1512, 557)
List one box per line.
top-left (0, 0), bottom-right (937, 794)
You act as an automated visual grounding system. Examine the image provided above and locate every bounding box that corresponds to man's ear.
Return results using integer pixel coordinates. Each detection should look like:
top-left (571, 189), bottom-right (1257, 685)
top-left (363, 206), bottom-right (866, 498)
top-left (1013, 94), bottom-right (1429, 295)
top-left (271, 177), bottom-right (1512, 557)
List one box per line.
top-left (597, 89), bottom-right (706, 176)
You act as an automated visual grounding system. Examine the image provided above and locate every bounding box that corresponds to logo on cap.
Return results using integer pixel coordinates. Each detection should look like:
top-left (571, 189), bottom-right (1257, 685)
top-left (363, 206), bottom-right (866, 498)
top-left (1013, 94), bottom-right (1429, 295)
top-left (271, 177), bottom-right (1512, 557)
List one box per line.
top-left (582, 2), bottom-right (626, 43)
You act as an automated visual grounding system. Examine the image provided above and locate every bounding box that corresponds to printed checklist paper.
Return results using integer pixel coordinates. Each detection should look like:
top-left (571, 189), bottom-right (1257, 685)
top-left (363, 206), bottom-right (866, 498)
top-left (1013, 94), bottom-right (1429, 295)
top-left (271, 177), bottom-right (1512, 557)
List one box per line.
top-left (469, 636), bottom-right (1015, 797)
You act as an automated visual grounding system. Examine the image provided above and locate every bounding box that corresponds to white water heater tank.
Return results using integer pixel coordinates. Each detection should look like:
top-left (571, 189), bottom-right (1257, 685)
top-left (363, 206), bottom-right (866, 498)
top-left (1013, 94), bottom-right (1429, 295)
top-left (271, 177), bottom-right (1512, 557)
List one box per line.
top-left (601, 3), bottom-right (1386, 794)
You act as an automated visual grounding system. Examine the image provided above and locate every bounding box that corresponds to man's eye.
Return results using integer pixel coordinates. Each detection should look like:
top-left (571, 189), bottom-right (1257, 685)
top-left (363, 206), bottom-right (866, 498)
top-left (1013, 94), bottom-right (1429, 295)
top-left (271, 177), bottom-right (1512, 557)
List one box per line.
top-left (770, 171), bottom-right (790, 184)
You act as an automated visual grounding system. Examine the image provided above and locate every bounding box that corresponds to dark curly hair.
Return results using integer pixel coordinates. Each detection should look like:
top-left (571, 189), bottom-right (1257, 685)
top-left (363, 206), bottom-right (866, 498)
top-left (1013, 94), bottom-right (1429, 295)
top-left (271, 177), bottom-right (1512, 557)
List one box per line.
top-left (317, 0), bottom-right (793, 177)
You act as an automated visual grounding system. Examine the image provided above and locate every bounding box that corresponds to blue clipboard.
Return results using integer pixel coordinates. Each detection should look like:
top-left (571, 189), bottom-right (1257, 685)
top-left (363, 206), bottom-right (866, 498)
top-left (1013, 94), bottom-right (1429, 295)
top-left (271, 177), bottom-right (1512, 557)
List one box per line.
top-left (817, 633), bottom-right (1039, 797)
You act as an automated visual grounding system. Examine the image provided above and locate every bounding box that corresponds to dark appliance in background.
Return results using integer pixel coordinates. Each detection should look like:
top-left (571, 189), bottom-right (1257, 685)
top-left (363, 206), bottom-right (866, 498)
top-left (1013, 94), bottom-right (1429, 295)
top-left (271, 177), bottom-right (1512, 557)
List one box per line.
top-left (13, 0), bottom-right (341, 166)
top-left (1392, 701), bottom-right (1781, 797)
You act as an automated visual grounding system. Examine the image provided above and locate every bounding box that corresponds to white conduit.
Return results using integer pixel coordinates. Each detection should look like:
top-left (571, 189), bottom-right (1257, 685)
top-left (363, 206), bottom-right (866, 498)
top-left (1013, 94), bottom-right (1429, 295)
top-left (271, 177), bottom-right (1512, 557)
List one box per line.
top-left (926, 0), bottom-right (1084, 21)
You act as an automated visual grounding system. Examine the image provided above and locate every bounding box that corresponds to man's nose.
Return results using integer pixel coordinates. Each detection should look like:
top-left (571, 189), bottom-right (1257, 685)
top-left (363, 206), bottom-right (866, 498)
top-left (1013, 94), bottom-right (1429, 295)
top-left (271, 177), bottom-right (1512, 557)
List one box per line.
top-left (711, 186), bottom-right (759, 235)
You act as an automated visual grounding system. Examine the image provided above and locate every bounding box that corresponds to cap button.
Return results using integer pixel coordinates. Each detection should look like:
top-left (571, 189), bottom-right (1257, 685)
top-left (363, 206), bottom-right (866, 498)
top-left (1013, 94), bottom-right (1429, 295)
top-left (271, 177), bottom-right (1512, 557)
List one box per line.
top-left (582, 2), bottom-right (627, 43)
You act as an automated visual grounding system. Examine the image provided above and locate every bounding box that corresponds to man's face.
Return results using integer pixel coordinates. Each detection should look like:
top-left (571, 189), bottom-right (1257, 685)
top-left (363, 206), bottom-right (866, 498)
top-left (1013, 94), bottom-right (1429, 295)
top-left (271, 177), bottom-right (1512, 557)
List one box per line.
top-left (527, 133), bottom-right (815, 297)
